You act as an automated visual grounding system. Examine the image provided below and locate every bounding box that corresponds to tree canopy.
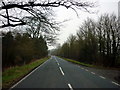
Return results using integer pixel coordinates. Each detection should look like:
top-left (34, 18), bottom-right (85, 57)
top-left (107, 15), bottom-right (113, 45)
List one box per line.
top-left (52, 14), bottom-right (120, 67)
top-left (2, 31), bottom-right (48, 69)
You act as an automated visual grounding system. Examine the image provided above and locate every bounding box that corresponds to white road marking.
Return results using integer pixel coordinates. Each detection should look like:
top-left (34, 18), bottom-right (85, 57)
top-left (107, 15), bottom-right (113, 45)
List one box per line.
top-left (59, 67), bottom-right (64, 75)
top-left (68, 84), bottom-right (73, 90)
top-left (85, 69), bottom-right (89, 71)
top-left (55, 59), bottom-right (58, 62)
top-left (112, 81), bottom-right (120, 86)
top-left (91, 72), bottom-right (95, 75)
top-left (10, 59), bottom-right (49, 89)
top-left (54, 57), bottom-right (58, 63)
top-left (99, 76), bottom-right (106, 79)
top-left (57, 63), bottom-right (59, 66)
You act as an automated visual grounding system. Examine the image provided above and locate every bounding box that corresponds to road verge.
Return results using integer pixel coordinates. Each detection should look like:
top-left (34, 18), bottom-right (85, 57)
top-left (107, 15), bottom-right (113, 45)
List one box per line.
top-left (2, 57), bottom-right (50, 88)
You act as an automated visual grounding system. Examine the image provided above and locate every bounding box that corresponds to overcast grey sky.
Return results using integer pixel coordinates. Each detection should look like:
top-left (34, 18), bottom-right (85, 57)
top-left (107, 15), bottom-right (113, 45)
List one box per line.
top-left (48, 0), bottom-right (120, 50)
top-left (0, 0), bottom-right (119, 50)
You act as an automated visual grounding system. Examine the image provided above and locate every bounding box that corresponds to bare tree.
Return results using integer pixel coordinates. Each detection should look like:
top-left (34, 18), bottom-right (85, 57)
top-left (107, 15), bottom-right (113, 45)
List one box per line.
top-left (67, 34), bottom-right (76, 59)
top-left (96, 14), bottom-right (120, 66)
top-left (0, 0), bottom-right (95, 28)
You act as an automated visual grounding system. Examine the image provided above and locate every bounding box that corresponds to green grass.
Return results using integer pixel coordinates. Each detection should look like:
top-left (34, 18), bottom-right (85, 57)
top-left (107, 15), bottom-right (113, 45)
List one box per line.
top-left (61, 57), bottom-right (95, 68)
top-left (60, 57), bottom-right (120, 70)
top-left (2, 57), bottom-right (50, 88)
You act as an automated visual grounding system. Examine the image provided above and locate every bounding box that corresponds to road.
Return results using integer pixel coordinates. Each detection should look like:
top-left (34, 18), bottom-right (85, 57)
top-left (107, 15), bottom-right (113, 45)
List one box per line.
top-left (11, 56), bottom-right (120, 89)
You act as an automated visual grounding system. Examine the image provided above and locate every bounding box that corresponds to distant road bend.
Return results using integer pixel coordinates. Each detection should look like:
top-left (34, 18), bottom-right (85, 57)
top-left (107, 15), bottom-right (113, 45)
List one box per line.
top-left (11, 56), bottom-right (120, 89)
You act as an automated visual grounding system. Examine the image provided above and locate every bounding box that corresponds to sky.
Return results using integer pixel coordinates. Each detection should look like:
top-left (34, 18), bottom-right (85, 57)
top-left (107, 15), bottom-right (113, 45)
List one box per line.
top-left (48, 0), bottom-right (120, 50)
top-left (0, 0), bottom-right (119, 50)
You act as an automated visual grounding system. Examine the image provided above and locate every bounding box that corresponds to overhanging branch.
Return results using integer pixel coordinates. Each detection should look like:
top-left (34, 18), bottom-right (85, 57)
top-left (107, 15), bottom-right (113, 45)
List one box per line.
top-left (0, 0), bottom-right (95, 28)
top-left (0, 22), bottom-right (26, 28)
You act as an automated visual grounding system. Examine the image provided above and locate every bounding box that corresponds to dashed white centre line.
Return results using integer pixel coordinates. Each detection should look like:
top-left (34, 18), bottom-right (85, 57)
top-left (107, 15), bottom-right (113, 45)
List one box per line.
top-left (55, 59), bottom-right (58, 63)
top-left (55, 57), bottom-right (60, 66)
top-left (112, 81), bottom-right (120, 86)
top-left (68, 84), bottom-right (73, 90)
top-left (59, 67), bottom-right (64, 75)
top-left (54, 57), bottom-right (58, 63)
top-left (85, 69), bottom-right (89, 71)
top-left (91, 72), bottom-right (95, 75)
top-left (99, 76), bottom-right (106, 79)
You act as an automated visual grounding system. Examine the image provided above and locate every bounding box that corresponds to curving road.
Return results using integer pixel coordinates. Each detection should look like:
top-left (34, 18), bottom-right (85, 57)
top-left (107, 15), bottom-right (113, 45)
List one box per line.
top-left (11, 56), bottom-right (120, 89)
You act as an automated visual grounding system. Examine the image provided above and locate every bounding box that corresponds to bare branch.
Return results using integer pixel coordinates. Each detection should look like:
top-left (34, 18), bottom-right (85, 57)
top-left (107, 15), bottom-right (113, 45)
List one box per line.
top-left (2, 2), bottom-right (10, 25)
top-left (1, 22), bottom-right (26, 28)
top-left (0, 0), bottom-right (95, 28)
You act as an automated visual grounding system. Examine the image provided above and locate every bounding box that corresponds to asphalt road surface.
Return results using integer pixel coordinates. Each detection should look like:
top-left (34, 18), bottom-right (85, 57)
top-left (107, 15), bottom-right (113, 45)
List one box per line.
top-left (11, 56), bottom-right (120, 89)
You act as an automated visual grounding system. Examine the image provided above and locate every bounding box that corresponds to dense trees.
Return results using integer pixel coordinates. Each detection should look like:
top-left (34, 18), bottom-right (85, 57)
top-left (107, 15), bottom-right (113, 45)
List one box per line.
top-left (1, 0), bottom-right (96, 70)
top-left (2, 31), bottom-right (48, 69)
top-left (2, 32), bottom-right (15, 67)
top-left (53, 14), bottom-right (120, 67)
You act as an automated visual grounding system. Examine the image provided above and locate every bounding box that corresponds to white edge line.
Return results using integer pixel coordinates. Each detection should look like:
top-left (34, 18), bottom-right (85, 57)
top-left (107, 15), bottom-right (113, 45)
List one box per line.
top-left (112, 81), bottom-right (120, 86)
top-left (85, 69), bottom-right (88, 71)
top-left (99, 76), bottom-right (106, 79)
top-left (68, 84), bottom-right (73, 90)
top-left (10, 59), bottom-right (49, 89)
top-left (59, 67), bottom-right (64, 75)
top-left (57, 63), bottom-right (59, 66)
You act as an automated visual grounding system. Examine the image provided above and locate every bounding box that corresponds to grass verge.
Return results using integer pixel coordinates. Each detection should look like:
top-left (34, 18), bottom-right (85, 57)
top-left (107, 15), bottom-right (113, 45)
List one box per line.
top-left (61, 57), bottom-right (95, 67)
top-left (60, 57), bottom-right (120, 71)
top-left (2, 57), bottom-right (50, 88)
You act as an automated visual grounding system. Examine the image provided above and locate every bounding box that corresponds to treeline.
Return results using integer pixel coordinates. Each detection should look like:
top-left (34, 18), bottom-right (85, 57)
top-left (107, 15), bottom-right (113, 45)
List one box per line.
top-left (2, 31), bottom-right (48, 69)
top-left (53, 14), bottom-right (120, 67)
